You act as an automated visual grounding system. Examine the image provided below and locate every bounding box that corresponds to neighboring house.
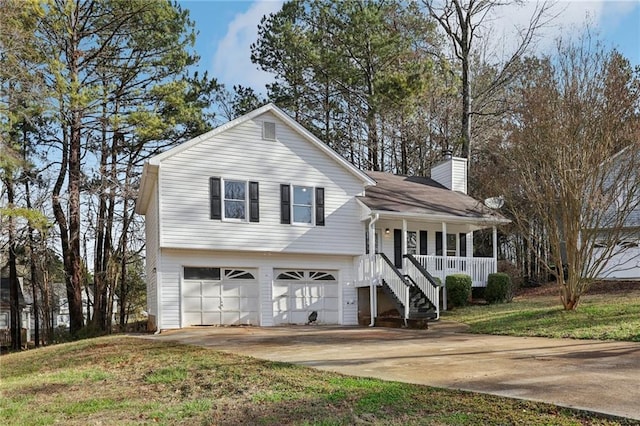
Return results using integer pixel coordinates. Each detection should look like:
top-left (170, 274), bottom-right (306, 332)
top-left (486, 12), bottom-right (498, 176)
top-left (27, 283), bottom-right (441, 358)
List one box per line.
top-left (56, 285), bottom-right (119, 328)
top-left (594, 149), bottom-right (640, 280)
top-left (0, 276), bottom-right (32, 345)
top-left (135, 104), bottom-right (509, 331)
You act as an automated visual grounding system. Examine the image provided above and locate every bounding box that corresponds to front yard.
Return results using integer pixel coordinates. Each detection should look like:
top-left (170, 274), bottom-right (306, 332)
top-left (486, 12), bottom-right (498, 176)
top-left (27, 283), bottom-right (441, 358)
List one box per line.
top-left (1, 336), bottom-right (634, 425)
top-left (444, 281), bottom-right (640, 341)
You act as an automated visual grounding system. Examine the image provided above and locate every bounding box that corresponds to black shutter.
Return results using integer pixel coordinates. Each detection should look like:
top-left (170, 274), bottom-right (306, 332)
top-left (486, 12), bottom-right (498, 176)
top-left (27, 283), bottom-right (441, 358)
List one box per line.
top-left (315, 187), bottom-right (325, 226)
top-left (280, 184), bottom-right (290, 224)
top-left (394, 229), bottom-right (402, 268)
top-left (459, 233), bottom-right (467, 257)
top-left (210, 177), bottom-right (221, 220)
top-left (419, 231), bottom-right (428, 255)
top-left (249, 181), bottom-right (259, 222)
top-left (436, 232), bottom-right (443, 256)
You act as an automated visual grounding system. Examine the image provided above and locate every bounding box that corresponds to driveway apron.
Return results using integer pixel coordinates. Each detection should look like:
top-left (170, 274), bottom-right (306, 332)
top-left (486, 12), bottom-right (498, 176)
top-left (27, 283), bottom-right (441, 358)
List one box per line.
top-left (143, 322), bottom-right (640, 420)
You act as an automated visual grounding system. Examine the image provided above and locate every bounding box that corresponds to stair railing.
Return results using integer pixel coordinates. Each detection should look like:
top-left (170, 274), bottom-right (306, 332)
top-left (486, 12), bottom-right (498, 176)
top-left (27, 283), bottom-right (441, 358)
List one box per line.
top-left (375, 253), bottom-right (411, 320)
top-left (404, 254), bottom-right (441, 320)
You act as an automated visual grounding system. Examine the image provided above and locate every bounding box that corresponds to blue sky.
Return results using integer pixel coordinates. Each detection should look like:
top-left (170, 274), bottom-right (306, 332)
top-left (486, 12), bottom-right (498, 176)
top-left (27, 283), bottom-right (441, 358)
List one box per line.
top-left (179, 0), bottom-right (640, 94)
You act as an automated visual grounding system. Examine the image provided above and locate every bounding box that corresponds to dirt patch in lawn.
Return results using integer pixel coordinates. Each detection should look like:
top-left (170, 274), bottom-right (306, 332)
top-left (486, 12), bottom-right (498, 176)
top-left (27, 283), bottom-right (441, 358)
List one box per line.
top-left (517, 280), bottom-right (640, 298)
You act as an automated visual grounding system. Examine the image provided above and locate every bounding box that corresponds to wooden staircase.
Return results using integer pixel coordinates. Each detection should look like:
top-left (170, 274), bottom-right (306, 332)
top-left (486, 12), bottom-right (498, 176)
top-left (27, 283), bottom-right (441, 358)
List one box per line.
top-left (374, 253), bottom-right (440, 327)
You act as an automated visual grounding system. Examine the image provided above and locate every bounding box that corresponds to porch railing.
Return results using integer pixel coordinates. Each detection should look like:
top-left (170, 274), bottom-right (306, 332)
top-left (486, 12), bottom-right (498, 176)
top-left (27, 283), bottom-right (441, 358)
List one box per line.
top-left (412, 255), bottom-right (496, 287)
top-left (376, 253), bottom-right (410, 319)
top-left (404, 254), bottom-right (441, 320)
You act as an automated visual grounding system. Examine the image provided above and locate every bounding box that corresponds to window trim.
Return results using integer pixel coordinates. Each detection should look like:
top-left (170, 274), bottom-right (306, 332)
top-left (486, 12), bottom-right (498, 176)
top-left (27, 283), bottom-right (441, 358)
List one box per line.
top-left (291, 184), bottom-right (315, 226)
top-left (222, 178), bottom-right (248, 222)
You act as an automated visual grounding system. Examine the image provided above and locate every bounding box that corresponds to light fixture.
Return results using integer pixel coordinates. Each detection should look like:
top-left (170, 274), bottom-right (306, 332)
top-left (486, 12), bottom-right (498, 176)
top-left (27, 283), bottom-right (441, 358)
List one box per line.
top-left (385, 228), bottom-right (390, 235)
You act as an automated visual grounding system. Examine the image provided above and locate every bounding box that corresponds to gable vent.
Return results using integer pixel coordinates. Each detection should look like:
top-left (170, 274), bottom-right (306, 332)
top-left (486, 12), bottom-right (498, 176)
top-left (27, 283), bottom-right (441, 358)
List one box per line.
top-left (262, 121), bottom-right (276, 140)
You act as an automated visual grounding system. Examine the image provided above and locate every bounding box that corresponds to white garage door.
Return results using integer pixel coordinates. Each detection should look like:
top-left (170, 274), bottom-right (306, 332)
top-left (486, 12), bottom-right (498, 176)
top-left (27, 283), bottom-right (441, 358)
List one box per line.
top-left (182, 268), bottom-right (259, 326)
top-left (273, 270), bottom-right (339, 325)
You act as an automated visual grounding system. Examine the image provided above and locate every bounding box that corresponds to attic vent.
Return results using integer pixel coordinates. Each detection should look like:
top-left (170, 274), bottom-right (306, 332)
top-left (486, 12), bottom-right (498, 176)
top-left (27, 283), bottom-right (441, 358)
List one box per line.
top-left (262, 121), bottom-right (276, 140)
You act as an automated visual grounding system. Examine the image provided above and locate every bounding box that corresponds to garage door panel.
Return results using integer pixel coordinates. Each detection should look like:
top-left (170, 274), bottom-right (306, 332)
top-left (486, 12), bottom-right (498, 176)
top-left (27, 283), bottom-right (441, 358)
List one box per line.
top-left (272, 284), bottom-right (288, 297)
top-left (201, 282), bottom-right (220, 297)
top-left (201, 312), bottom-right (220, 325)
top-left (322, 310), bottom-right (339, 324)
top-left (324, 285), bottom-right (339, 297)
top-left (183, 281), bottom-right (202, 297)
top-left (222, 311), bottom-right (240, 325)
top-left (183, 297), bottom-right (202, 312)
top-left (306, 285), bottom-right (322, 298)
top-left (290, 311), bottom-right (309, 324)
top-left (241, 297), bottom-right (259, 311)
top-left (221, 284), bottom-right (242, 298)
top-left (223, 297), bottom-right (241, 311)
top-left (240, 284), bottom-right (259, 297)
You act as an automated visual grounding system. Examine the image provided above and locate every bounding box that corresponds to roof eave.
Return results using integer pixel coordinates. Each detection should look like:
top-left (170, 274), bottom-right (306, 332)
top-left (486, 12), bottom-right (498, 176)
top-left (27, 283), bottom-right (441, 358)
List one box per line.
top-left (366, 209), bottom-right (511, 226)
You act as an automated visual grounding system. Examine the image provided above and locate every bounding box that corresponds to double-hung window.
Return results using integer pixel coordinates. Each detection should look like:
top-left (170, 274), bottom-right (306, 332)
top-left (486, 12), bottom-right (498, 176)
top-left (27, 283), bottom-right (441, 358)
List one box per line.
top-left (224, 180), bottom-right (246, 220)
top-left (210, 177), bottom-right (259, 222)
top-left (280, 184), bottom-right (325, 226)
top-left (292, 185), bottom-right (313, 224)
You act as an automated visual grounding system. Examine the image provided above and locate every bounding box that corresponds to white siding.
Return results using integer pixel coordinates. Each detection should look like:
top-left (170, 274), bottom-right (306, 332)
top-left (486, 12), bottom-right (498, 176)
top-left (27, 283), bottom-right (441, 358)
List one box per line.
top-left (158, 111), bottom-right (366, 255)
top-left (157, 249), bottom-right (358, 329)
top-left (431, 157), bottom-right (467, 194)
top-left (597, 245), bottom-right (640, 280)
top-left (145, 184), bottom-right (159, 316)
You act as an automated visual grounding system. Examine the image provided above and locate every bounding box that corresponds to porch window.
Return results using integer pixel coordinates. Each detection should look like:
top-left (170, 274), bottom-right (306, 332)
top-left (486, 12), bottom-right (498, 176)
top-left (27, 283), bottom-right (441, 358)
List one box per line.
top-left (446, 233), bottom-right (457, 256)
top-left (407, 231), bottom-right (417, 255)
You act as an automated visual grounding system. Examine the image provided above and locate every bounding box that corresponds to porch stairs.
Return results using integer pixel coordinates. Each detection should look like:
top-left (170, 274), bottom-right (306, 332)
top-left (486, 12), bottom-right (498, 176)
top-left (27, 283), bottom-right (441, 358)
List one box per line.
top-left (375, 253), bottom-right (441, 326)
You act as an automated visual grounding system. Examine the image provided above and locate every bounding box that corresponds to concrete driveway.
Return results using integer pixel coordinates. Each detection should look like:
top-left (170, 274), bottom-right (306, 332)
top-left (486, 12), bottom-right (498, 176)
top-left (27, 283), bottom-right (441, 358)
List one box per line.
top-left (145, 322), bottom-right (640, 420)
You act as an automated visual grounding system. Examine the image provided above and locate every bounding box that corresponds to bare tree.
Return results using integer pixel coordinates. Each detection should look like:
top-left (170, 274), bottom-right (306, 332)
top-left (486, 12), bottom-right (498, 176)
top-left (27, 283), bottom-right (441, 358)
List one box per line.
top-left (422, 0), bottom-right (555, 162)
top-left (500, 35), bottom-right (640, 310)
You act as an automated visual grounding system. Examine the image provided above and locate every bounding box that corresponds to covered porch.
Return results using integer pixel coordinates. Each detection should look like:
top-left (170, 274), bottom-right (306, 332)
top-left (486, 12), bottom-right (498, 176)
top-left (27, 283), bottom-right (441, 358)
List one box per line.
top-left (355, 170), bottom-right (510, 324)
top-left (363, 214), bottom-right (500, 287)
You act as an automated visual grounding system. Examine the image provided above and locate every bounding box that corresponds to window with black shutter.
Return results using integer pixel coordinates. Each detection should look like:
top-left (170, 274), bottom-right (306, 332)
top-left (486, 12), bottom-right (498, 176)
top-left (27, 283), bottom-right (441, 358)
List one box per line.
top-left (315, 187), bottom-right (325, 226)
top-left (419, 231), bottom-right (428, 255)
top-left (394, 229), bottom-right (402, 268)
top-left (249, 181), bottom-right (259, 222)
top-left (435, 232), bottom-right (443, 256)
top-left (280, 184), bottom-right (291, 224)
top-left (459, 233), bottom-right (467, 257)
top-left (210, 177), bottom-right (221, 220)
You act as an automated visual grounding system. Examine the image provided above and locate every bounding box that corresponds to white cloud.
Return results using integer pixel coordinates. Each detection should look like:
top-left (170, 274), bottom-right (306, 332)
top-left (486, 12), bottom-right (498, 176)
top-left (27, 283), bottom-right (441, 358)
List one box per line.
top-left (212, 1), bottom-right (283, 94)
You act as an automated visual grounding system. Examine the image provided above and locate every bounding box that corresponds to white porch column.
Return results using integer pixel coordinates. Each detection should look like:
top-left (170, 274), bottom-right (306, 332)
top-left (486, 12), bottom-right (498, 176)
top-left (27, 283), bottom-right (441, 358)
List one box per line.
top-left (442, 222), bottom-right (448, 275)
top-left (402, 219), bottom-right (407, 270)
top-left (492, 225), bottom-right (498, 273)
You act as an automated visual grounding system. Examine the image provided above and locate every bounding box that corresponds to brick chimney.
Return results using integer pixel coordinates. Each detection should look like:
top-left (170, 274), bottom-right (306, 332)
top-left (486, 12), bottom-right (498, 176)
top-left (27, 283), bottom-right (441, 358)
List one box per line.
top-left (430, 150), bottom-right (468, 194)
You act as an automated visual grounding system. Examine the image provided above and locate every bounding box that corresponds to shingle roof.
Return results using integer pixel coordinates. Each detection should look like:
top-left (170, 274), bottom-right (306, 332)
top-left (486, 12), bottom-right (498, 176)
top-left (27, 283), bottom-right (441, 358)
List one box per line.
top-left (359, 171), bottom-right (508, 223)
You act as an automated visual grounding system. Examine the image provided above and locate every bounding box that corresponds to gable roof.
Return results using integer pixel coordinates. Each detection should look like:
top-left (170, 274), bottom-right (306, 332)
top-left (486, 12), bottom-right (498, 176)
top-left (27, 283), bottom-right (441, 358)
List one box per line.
top-left (136, 103), bottom-right (375, 214)
top-left (359, 171), bottom-right (509, 224)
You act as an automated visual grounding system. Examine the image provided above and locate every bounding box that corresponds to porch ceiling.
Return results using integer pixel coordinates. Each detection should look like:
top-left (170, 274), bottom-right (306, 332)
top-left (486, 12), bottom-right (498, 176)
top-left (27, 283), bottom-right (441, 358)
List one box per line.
top-left (358, 171), bottom-right (509, 227)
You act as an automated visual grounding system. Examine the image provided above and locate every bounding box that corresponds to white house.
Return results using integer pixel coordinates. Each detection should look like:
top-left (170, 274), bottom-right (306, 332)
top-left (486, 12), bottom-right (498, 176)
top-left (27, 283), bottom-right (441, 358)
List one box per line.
top-left (593, 149), bottom-right (640, 280)
top-left (135, 104), bottom-right (509, 331)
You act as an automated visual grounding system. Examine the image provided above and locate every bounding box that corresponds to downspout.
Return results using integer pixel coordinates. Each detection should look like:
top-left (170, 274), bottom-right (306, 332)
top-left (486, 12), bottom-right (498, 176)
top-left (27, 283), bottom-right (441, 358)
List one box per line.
top-left (368, 213), bottom-right (379, 327)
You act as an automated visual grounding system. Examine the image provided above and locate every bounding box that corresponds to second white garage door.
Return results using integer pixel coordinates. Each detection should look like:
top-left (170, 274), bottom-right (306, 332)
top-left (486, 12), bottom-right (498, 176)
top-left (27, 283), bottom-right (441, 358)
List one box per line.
top-left (273, 270), bottom-right (339, 325)
top-left (182, 268), bottom-right (259, 326)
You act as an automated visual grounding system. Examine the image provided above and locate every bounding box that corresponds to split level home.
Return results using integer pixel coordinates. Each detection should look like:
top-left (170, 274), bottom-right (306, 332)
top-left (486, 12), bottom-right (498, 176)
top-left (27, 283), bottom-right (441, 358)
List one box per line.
top-left (135, 104), bottom-right (509, 331)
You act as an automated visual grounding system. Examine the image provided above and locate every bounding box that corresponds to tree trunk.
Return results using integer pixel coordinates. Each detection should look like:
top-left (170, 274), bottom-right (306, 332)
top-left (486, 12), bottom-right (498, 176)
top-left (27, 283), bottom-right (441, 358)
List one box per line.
top-left (7, 179), bottom-right (22, 351)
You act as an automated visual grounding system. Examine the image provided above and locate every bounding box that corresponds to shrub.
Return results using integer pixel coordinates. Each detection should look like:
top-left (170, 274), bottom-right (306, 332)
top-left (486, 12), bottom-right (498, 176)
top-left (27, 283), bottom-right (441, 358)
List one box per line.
top-left (485, 273), bottom-right (513, 304)
top-left (445, 274), bottom-right (472, 308)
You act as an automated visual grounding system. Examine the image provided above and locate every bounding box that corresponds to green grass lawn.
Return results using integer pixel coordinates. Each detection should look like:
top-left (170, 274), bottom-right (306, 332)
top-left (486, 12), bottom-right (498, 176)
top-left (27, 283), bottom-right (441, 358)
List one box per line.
top-left (443, 283), bottom-right (640, 341)
top-left (1, 336), bottom-right (635, 425)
